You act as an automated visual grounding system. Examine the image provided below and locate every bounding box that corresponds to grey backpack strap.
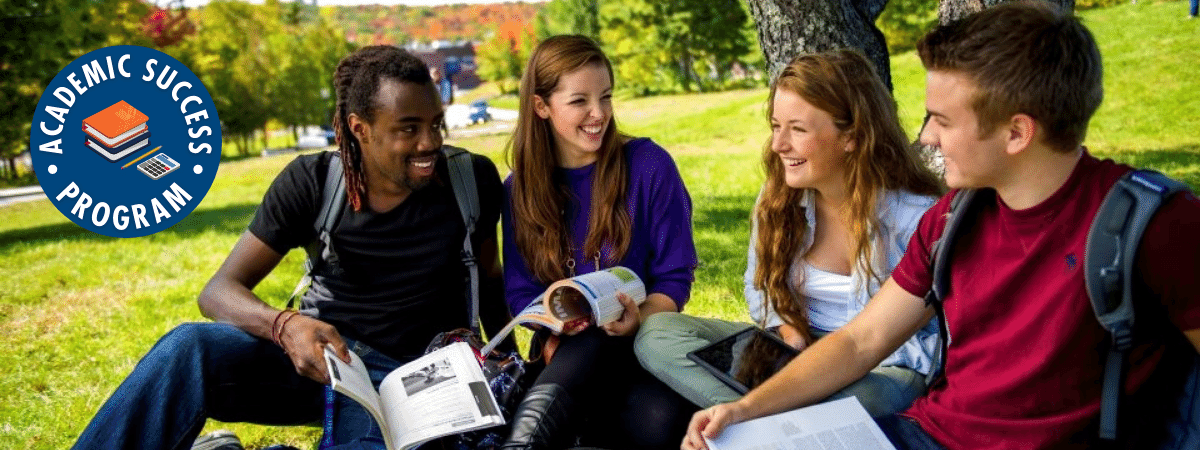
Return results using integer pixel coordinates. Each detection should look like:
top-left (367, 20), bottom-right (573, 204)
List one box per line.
top-left (441, 145), bottom-right (481, 335)
top-left (289, 151), bottom-right (346, 309)
top-left (1085, 169), bottom-right (1188, 441)
top-left (924, 188), bottom-right (978, 387)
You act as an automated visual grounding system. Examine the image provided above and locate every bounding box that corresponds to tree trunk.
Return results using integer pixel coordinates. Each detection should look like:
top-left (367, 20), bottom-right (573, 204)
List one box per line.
top-left (939, 0), bottom-right (1075, 24)
top-left (747, 0), bottom-right (892, 90)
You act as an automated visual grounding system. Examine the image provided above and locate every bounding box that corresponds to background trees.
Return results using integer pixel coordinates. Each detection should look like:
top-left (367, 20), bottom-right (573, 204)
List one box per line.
top-left (474, 0), bottom-right (761, 97)
top-left (0, 0), bottom-right (354, 172)
top-left (0, 0), bottom-right (152, 180)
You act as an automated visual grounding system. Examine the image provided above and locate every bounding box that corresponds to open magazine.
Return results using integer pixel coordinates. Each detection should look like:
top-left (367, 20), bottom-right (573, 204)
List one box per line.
top-left (480, 266), bottom-right (646, 355)
top-left (703, 397), bottom-right (897, 450)
top-left (323, 341), bottom-right (504, 450)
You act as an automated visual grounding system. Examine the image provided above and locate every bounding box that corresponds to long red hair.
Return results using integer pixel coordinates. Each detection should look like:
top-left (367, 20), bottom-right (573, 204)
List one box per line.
top-left (754, 50), bottom-right (942, 344)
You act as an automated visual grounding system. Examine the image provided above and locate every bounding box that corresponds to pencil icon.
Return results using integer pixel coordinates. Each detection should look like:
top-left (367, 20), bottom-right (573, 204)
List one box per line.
top-left (121, 146), bottom-right (163, 169)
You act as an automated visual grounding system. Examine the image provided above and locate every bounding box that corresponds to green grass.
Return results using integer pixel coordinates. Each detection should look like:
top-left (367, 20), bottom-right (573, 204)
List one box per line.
top-left (2, 1), bottom-right (1198, 448)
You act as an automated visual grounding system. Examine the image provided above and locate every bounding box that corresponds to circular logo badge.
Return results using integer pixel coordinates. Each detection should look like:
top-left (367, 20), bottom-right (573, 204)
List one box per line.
top-left (29, 45), bottom-right (221, 238)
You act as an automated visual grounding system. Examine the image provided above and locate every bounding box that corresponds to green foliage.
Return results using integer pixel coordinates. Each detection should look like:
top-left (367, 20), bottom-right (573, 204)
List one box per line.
top-left (1076, 0), bottom-right (1128, 9)
top-left (599, 0), bottom-right (757, 96)
top-left (160, 0), bottom-right (352, 157)
top-left (475, 32), bottom-right (532, 96)
top-left (876, 0), bottom-right (939, 54)
top-left (0, 0), bottom-right (153, 179)
top-left (536, 0), bottom-right (601, 42)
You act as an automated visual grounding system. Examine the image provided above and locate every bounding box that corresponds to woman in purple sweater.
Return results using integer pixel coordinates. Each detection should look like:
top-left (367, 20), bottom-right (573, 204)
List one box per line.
top-left (500, 35), bottom-right (699, 450)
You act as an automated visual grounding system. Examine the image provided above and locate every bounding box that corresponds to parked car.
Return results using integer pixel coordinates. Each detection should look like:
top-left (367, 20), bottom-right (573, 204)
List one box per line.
top-left (469, 100), bottom-right (491, 124)
top-left (296, 134), bottom-right (329, 149)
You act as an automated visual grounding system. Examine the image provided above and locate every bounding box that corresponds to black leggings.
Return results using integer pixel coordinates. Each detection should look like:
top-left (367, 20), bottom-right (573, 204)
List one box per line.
top-left (530, 327), bottom-right (698, 450)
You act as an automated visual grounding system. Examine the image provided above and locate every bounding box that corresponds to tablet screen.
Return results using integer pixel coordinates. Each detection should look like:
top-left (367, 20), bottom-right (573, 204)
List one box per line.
top-left (687, 327), bottom-right (800, 394)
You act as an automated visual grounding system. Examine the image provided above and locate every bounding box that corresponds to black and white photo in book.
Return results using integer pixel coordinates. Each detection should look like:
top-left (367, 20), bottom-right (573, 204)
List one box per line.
top-left (401, 359), bottom-right (457, 396)
top-left (324, 342), bottom-right (504, 450)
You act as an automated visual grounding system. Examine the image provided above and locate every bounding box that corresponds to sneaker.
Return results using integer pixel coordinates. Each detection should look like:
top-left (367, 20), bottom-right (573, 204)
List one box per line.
top-left (191, 430), bottom-right (243, 450)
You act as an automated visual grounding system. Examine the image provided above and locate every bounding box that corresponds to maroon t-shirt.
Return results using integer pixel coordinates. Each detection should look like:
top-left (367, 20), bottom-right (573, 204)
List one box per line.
top-left (891, 152), bottom-right (1200, 449)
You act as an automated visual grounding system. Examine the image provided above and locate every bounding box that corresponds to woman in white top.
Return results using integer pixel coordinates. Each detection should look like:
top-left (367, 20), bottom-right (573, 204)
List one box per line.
top-left (634, 50), bottom-right (943, 417)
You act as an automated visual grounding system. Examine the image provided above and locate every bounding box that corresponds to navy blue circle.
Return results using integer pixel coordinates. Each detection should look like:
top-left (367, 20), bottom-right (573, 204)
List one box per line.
top-left (29, 45), bottom-right (222, 238)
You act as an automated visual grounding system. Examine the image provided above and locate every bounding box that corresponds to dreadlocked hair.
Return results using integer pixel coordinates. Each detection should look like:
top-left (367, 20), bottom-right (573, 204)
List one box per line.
top-left (331, 45), bottom-right (434, 211)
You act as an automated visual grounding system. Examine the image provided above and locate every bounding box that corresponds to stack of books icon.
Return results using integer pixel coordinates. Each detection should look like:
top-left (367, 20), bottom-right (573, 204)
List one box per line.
top-left (83, 100), bottom-right (151, 162)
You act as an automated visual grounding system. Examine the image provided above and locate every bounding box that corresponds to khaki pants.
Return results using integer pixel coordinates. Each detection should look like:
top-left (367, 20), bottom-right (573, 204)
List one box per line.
top-left (634, 312), bottom-right (926, 417)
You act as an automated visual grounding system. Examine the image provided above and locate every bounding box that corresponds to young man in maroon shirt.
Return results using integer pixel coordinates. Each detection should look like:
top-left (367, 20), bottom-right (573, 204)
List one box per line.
top-left (683, 2), bottom-right (1200, 449)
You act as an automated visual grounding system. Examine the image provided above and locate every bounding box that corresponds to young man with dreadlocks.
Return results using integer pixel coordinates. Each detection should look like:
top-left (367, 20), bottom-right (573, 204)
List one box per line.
top-left (70, 45), bottom-right (513, 450)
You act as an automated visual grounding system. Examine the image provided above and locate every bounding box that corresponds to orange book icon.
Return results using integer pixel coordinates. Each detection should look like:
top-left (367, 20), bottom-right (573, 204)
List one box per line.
top-left (83, 101), bottom-right (149, 142)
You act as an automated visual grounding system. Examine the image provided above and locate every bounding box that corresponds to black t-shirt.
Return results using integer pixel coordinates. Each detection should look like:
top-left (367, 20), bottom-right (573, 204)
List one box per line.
top-left (249, 150), bottom-right (503, 360)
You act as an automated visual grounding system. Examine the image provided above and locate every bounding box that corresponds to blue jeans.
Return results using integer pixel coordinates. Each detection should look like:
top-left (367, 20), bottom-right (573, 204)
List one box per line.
top-left (1192, 0), bottom-right (1198, 17)
top-left (875, 415), bottom-right (948, 450)
top-left (70, 322), bottom-right (410, 450)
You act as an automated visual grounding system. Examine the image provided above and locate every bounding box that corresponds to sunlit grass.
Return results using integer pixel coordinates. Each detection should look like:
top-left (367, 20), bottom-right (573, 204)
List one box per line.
top-left (2, 2), bottom-right (1197, 448)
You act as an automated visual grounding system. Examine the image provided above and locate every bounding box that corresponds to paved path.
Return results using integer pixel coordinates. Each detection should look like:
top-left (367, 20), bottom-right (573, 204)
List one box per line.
top-left (0, 185), bottom-right (46, 207)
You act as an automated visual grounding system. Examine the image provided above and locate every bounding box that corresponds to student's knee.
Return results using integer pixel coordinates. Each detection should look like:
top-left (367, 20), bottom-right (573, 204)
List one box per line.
top-left (158, 323), bottom-right (233, 350)
top-left (151, 323), bottom-right (247, 367)
top-left (833, 366), bottom-right (926, 418)
top-left (634, 312), bottom-right (689, 364)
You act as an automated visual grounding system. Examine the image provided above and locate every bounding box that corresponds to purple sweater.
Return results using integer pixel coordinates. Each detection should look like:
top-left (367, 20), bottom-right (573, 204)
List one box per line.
top-left (501, 138), bottom-right (698, 316)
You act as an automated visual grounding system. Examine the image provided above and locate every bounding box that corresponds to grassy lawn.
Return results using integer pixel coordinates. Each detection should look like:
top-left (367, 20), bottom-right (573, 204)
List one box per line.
top-left (1, 1), bottom-right (1197, 448)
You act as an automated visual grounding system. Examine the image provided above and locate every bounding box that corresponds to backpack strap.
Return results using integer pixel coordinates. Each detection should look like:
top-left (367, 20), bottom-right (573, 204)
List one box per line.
top-left (441, 145), bottom-right (482, 335)
top-left (286, 148), bottom-right (482, 334)
top-left (1085, 169), bottom-right (1188, 441)
top-left (288, 152), bottom-right (346, 309)
top-left (923, 188), bottom-right (979, 387)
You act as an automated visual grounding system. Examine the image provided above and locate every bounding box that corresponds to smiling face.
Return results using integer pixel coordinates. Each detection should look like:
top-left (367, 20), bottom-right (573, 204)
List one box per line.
top-left (353, 79), bottom-right (445, 196)
top-left (920, 70), bottom-right (1009, 189)
top-left (769, 89), bottom-right (852, 193)
top-left (534, 62), bottom-right (613, 169)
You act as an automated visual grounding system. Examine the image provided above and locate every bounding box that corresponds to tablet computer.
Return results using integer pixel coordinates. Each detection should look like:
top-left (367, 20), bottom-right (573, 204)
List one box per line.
top-left (686, 327), bottom-right (800, 395)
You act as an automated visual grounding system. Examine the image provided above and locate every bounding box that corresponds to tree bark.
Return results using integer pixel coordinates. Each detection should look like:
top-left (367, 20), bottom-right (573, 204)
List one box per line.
top-left (939, 0), bottom-right (1075, 24)
top-left (747, 0), bottom-right (892, 90)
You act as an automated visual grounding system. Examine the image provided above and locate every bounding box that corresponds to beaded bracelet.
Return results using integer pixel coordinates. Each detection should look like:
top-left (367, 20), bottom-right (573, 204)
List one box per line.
top-left (275, 311), bottom-right (302, 354)
top-left (271, 309), bottom-right (294, 346)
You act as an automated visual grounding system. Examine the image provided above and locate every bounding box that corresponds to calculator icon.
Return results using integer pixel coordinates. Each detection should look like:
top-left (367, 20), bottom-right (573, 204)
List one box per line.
top-left (137, 153), bottom-right (180, 180)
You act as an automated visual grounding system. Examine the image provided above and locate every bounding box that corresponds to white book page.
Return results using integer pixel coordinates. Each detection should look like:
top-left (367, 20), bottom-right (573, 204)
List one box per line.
top-left (704, 397), bottom-right (897, 450)
top-left (378, 342), bottom-right (503, 450)
top-left (480, 300), bottom-right (560, 355)
top-left (324, 347), bottom-right (390, 447)
top-left (562, 267), bottom-right (646, 325)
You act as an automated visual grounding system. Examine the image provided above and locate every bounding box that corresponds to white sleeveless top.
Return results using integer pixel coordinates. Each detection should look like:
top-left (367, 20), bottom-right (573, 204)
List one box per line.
top-left (799, 263), bottom-right (853, 333)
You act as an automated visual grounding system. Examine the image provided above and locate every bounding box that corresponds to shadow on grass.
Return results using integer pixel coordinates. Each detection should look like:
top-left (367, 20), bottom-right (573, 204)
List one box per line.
top-left (693, 194), bottom-right (756, 279)
top-left (1091, 145), bottom-right (1200, 190)
top-left (0, 202), bottom-right (260, 252)
top-left (693, 194), bottom-right (755, 233)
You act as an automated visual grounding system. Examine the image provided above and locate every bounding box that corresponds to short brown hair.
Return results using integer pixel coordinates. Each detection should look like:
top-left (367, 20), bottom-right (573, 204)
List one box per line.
top-left (917, 1), bottom-right (1103, 152)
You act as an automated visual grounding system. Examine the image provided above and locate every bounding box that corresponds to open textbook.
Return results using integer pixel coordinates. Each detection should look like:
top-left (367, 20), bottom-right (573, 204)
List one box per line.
top-left (704, 397), bottom-right (897, 450)
top-left (323, 341), bottom-right (504, 450)
top-left (480, 266), bottom-right (646, 355)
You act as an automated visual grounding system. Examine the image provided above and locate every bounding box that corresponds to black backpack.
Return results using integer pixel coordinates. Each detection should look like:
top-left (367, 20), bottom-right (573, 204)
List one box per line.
top-left (922, 169), bottom-right (1200, 448)
top-left (287, 145), bottom-right (485, 334)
